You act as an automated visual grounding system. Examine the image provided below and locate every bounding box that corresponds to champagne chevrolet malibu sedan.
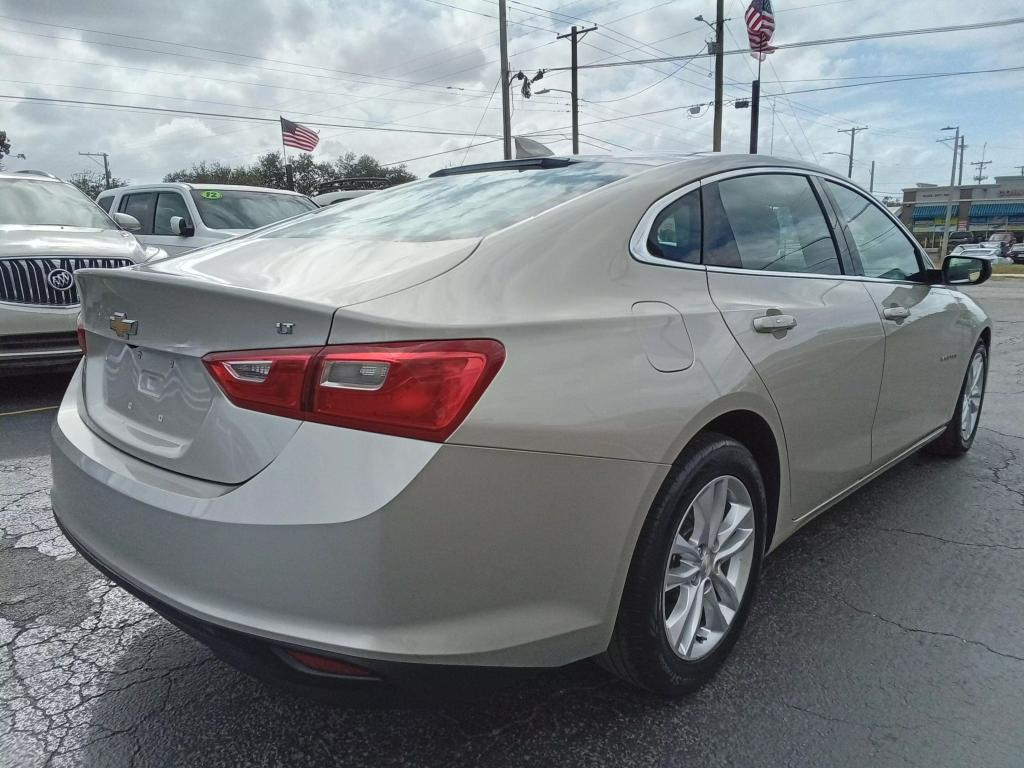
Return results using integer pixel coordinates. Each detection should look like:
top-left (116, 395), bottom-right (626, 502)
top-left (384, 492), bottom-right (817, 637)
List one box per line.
top-left (51, 155), bottom-right (992, 696)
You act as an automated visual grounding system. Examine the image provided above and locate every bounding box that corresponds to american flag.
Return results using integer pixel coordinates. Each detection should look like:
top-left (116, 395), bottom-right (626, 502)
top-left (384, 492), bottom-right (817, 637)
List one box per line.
top-left (280, 117), bottom-right (320, 152)
top-left (744, 0), bottom-right (776, 61)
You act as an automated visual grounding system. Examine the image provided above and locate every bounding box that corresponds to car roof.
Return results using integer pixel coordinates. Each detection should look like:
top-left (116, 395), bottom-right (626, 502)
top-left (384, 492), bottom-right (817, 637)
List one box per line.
top-left (0, 171), bottom-right (64, 183)
top-left (429, 153), bottom-right (844, 182)
top-left (101, 182), bottom-right (308, 196)
top-left (312, 189), bottom-right (377, 204)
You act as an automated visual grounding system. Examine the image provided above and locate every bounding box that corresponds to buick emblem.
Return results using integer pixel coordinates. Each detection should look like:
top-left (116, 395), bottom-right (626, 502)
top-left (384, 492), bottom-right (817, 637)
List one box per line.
top-left (46, 268), bottom-right (74, 291)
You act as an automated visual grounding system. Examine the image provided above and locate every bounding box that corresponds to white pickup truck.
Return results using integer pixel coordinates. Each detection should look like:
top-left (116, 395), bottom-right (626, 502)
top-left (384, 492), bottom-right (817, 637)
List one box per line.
top-left (96, 183), bottom-right (318, 256)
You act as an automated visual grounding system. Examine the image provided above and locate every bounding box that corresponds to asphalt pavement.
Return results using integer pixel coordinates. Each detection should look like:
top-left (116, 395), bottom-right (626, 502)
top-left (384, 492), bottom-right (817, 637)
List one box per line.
top-left (2, 282), bottom-right (1023, 768)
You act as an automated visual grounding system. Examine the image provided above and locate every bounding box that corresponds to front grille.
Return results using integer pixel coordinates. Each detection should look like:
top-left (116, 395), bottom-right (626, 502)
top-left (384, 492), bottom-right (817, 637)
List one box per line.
top-left (0, 257), bottom-right (133, 306)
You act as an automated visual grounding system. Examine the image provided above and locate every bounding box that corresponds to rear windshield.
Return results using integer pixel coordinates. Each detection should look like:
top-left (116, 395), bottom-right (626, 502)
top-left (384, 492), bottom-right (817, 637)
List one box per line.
top-left (190, 189), bottom-right (317, 230)
top-left (0, 178), bottom-right (115, 229)
top-left (264, 162), bottom-right (635, 242)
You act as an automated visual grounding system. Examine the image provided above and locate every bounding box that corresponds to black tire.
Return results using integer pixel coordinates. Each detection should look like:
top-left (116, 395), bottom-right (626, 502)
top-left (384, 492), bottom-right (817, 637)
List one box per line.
top-left (599, 432), bottom-right (767, 696)
top-left (924, 340), bottom-right (988, 458)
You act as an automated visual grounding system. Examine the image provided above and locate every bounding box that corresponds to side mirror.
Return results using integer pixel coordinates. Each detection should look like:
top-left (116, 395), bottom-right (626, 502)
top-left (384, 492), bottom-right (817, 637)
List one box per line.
top-left (112, 212), bottom-right (141, 232)
top-left (942, 255), bottom-right (991, 286)
top-left (169, 215), bottom-right (195, 237)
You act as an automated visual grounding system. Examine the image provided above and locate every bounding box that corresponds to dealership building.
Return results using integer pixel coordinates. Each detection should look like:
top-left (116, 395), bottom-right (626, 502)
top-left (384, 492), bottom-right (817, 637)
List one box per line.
top-left (899, 175), bottom-right (1024, 247)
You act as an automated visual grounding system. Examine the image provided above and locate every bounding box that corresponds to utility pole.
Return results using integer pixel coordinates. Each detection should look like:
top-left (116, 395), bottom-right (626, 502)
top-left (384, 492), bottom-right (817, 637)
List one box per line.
top-left (836, 127), bottom-right (867, 178)
top-left (749, 78), bottom-right (760, 154)
top-left (957, 136), bottom-right (966, 186)
top-left (557, 24), bottom-right (597, 155)
top-left (78, 151), bottom-right (111, 189)
top-left (712, 0), bottom-right (725, 151)
top-left (869, 160), bottom-right (875, 194)
top-left (498, 0), bottom-right (512, 160)
top-left (939, 125), bottom-right (959, 259)
top-left (971, 142), bottom-right (991, 184)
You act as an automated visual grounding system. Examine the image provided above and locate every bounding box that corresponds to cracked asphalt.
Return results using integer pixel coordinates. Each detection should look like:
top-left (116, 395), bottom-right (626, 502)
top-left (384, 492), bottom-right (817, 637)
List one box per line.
top-left (2, 282), bottom-right (1023, 768)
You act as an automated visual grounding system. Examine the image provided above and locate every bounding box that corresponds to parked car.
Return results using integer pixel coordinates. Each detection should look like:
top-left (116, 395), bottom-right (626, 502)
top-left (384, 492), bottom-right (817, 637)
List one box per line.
top-left (95, 183), bottom-right (318, 256)
top-left (950, 242), bottom-right (1005, 262)
top-left (980, 240), bottom-right (1011, 260)
top-left (1010, 243), bottom-right (1024, 264)
top-left (0, 172), bottom-right (150, 375)
top-left (311, 177), bottom-right (391, 207)
top-left (53, 155), bottom-right (992, 696)
top-left (946, 230), bottom-right (977, 248)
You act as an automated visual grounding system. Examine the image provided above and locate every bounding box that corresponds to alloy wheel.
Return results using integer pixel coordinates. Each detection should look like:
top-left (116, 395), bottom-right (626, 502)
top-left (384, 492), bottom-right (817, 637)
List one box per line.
top-left (960, 349), bottom-right (985, 442)
top-left (662, 475), bottom-right (756, 661)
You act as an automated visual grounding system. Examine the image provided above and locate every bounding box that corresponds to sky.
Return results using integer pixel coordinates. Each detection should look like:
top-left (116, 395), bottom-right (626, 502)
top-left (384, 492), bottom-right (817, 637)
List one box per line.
top-left (1, 0), bottom-right (1022, 198)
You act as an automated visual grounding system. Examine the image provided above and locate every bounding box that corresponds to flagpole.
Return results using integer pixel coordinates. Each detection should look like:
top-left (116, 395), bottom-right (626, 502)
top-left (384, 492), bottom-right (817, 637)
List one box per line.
top-left (750, 54), bottom-right (762, 154)
top-left (280, 116), bottom-right (294, 191)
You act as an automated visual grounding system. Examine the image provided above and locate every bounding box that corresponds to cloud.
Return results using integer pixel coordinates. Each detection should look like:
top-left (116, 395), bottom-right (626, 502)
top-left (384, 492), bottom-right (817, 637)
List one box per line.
top-left (0, 0), bottom-right (1021, 193)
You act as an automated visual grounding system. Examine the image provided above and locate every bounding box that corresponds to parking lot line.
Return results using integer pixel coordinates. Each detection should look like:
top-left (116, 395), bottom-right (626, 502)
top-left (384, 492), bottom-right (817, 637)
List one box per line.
top-left (0, 405), bottom-right (59, 418)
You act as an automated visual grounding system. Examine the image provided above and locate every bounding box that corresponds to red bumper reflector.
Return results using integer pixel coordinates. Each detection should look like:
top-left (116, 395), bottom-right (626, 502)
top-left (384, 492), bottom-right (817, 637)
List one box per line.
top-left (285, 650), bottom-right (375, 677)
top-left (76, 314), bottom-right (87, 353)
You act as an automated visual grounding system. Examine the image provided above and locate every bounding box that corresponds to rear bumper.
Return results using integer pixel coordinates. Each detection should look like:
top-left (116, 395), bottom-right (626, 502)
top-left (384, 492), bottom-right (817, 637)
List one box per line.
top-left (51, 368), bottom-right (666, 669)
top-left (56, 517), bottom-right (535, 697)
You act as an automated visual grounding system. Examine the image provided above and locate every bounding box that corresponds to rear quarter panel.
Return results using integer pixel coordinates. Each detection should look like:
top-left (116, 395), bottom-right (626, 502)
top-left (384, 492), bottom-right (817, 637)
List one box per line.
top-left (332, 164), bottom-right (792, 537)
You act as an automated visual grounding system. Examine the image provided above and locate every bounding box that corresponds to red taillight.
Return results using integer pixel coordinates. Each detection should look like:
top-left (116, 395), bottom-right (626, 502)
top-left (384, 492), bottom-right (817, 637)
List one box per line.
top-left (284, 650), bottom-right (375, 678)
top-left (202, 339), bottom-right (505, 442)
top-left (203, 347), bottom-right (320, 420)
top-left (76, 314), bottom-right (87, 353)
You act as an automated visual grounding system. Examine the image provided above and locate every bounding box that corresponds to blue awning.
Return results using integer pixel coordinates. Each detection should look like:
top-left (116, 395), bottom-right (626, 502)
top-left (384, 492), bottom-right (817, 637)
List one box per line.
top-left (911, 204), bottom-right (949, 220)
top-left (969, 202), bottom-right (1024, 218)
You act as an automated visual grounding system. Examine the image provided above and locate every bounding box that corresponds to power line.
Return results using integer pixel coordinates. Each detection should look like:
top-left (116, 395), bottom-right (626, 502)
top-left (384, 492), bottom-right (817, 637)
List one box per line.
top-left (762, 65), bottom-right (1024, 97)
top-left (0, 12), bottom-right (500, 92)
top-left (0, 23), bottom-right (501, 96)
top-left (0, 94), bottom-right (505, 138)
top-left (462, 76), bottom-right (502, 164)
top-left (543, 17), bottom-right (1024, 70)
top-left (0, 50), bottom-right (543, 103)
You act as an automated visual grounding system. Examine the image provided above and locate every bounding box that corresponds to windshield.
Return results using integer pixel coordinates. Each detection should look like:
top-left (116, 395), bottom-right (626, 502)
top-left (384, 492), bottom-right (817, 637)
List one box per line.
top-left (264, 162), bottom-right (636, 242)
top-left (190, 189), bottom-right (317, 230)
top-left (990, 233), bottom-right (1012, 242)
top-left (0, 178), bottom-right (115, 229)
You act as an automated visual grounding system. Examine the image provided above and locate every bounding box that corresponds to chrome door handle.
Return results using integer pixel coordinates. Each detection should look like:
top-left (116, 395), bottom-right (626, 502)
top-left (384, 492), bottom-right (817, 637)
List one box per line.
top-left (753, 313), bottom-right (797, 333)
top-left (882, 306), bottom-right (910, 320)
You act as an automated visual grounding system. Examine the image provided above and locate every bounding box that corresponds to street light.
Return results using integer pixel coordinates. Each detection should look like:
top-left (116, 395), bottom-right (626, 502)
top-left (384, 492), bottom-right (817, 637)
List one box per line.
top-left (939, 125), bottom-right (960, 258)
top-left (535, 88), bottom-right (571, 96)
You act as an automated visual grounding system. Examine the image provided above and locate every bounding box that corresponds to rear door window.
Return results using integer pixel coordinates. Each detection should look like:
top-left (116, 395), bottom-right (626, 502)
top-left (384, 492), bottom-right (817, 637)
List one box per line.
top-left (704, 173), bottom-right (842, 275)
top-left (119, 192), bottom-right (157, 235)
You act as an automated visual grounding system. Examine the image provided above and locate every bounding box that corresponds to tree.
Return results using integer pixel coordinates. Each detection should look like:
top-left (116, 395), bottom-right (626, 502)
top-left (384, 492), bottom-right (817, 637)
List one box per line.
top-left (68, 169), bottom-right (129, 199)
top-left (163, 151), bottom-right (415, 196)
top-left (0, 130), bottom-right (10, 171)
top-left (335, 152), bottom-right (416, 186)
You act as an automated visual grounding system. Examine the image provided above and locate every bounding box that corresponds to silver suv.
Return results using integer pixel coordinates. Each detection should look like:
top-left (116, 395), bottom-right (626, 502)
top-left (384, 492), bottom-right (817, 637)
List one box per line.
top-left (0, 172), bottom-right (148, 374)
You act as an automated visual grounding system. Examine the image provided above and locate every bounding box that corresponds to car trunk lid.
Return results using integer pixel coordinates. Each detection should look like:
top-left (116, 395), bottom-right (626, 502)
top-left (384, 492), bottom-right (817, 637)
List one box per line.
top-left (76, 235), bottom-right (478, 483)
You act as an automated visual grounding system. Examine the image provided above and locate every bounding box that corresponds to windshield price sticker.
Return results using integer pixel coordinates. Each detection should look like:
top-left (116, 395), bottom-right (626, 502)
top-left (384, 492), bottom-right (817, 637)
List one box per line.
top-left (200, 190), bottom-right (223, 200)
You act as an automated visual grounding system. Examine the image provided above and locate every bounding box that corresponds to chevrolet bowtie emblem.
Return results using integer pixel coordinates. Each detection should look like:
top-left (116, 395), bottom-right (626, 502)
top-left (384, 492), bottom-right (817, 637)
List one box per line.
top-left (109, 312), bottom-right (138, 340)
